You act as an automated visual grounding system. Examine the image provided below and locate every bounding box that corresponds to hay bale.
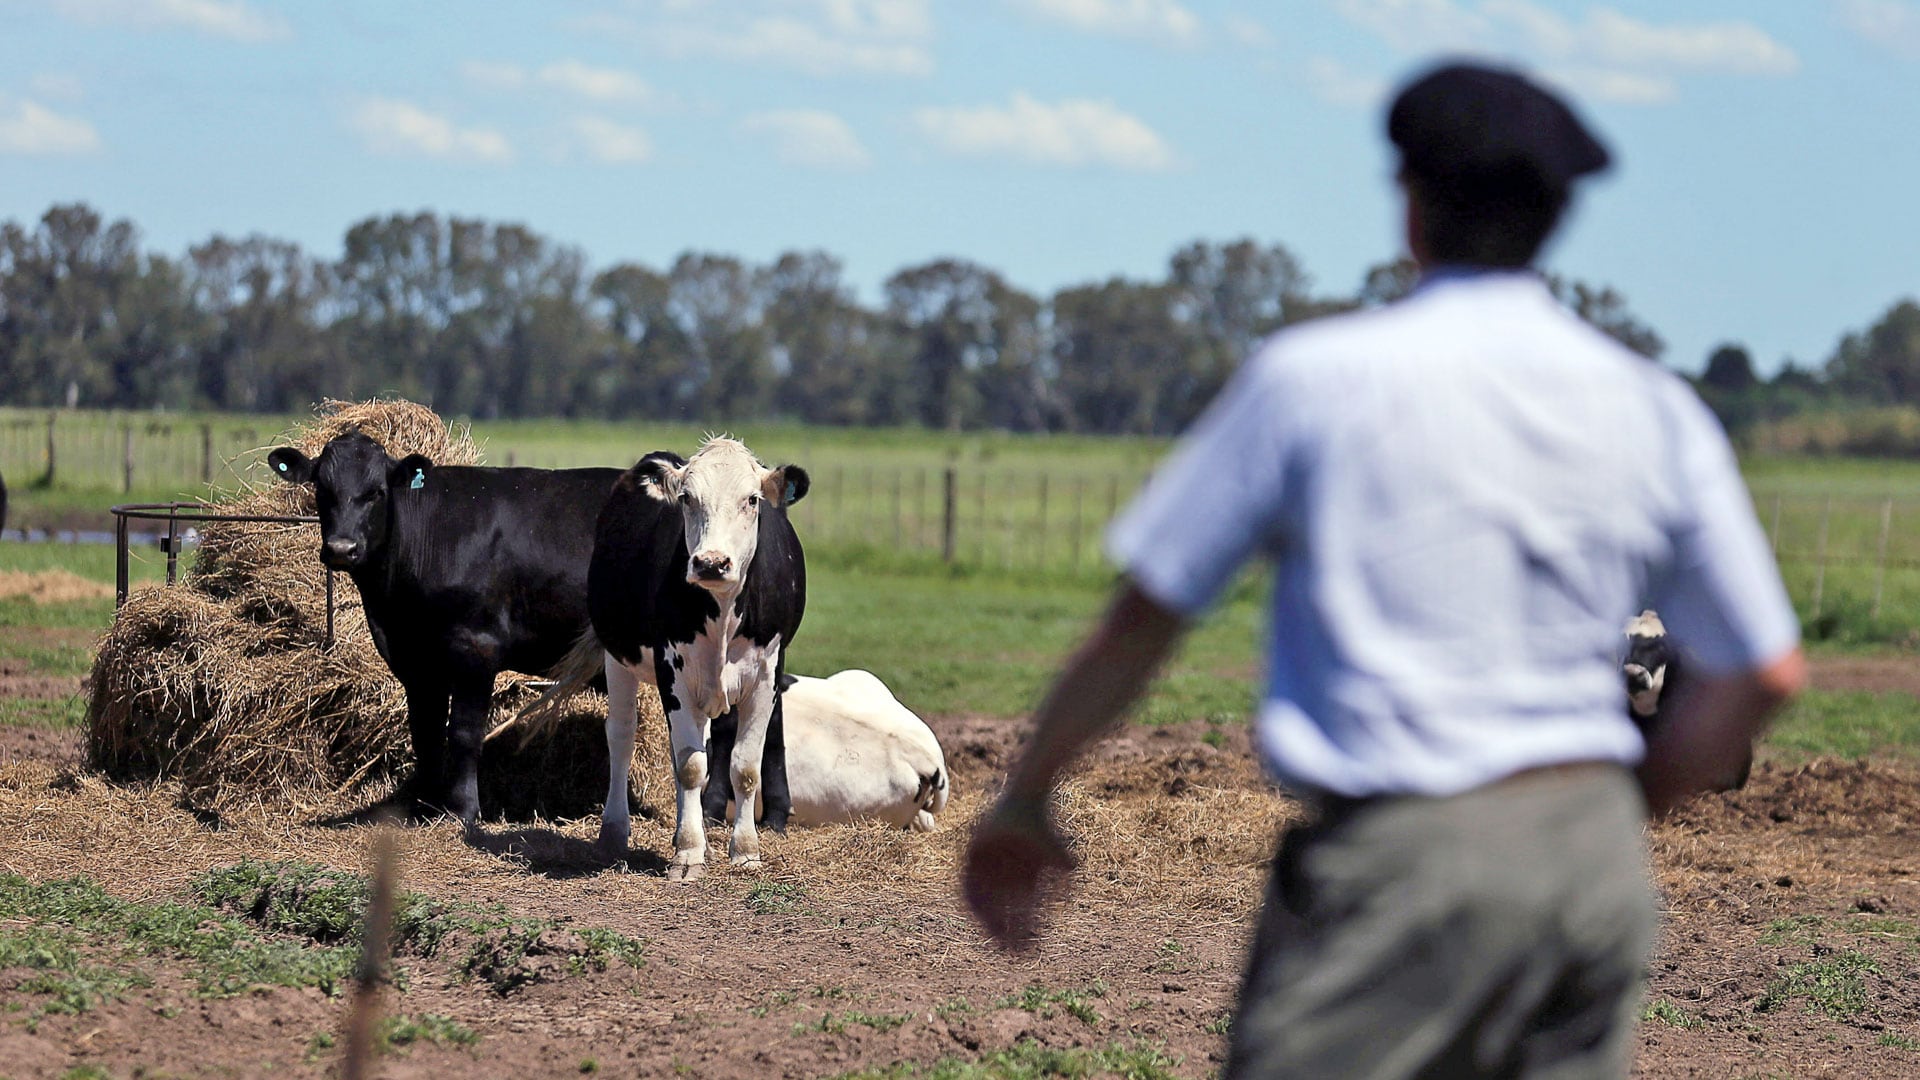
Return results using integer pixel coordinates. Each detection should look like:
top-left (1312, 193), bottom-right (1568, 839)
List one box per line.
top-left (85, 398), bottom-right (669, 820)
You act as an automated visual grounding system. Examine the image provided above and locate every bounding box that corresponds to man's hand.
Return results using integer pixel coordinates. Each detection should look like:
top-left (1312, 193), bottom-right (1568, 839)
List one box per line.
top-left (961, 796), bottom-right (1076, 952)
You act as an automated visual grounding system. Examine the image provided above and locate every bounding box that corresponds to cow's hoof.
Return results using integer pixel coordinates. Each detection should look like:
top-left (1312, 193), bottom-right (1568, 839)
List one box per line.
top-left (667, 862), bottom-right (705, 883)
top-left (730, 853), bottom-right (763, 870)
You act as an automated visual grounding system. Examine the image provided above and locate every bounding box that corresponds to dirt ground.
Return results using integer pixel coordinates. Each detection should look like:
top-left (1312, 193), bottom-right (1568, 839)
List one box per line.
top-left (0, 660), bottom-right (1914, 1077)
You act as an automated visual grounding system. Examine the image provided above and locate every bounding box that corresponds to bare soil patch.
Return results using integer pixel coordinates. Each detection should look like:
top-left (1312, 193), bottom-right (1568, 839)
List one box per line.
top-left (0, 711), bottom-right (1910, 1079)
top-left (0, 569), bottom-right (114, 604)
top-left (1809, 652), bottom-right (1920, 697)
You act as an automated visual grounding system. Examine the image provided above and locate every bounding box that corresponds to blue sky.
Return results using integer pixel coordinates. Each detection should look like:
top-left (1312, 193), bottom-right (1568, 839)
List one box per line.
top-left (0, 0), bottom-right (1914, 377)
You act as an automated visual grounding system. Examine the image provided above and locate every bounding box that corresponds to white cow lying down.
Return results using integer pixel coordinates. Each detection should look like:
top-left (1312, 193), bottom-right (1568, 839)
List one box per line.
top-left (738, 670), bottom-right (950, 831)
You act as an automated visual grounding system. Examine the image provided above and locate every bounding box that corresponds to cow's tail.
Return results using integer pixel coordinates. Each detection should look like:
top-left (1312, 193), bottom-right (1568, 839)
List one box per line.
top-left (910, 765), bottom-right (949, 833)
top-left (487, 627), bottom-right (608, 745)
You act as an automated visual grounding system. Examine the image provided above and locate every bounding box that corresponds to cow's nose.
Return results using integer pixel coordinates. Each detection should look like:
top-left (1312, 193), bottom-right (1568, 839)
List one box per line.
top-left (689, 553), bottom-right (732, 581)
top-left (322, 539), bottom-right (360, 567)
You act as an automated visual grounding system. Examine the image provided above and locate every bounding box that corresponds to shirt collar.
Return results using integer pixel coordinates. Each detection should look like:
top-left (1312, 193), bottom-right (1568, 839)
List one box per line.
top-left (1412, 264), bottom-right (1544, 293)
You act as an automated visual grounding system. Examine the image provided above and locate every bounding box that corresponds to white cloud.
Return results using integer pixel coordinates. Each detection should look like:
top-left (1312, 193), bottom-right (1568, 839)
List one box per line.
top-left (1305, 57), bottom-right (1389, 108)
top-left (1332, 0), bottom-right (1493, 54)
top-left (741, 109), bottom-right (871, 169)
top-left (1584, 8), bottom-right (1798, 75)
top-left (1539, 65), bottom-right (1675, 106)
top-left (51, 0), bottom-right (289, 41)
top-left (1833, 0), bottom-right (1920, 59)
top-left (1010, 0), bottom-right (1201, 45)
top-left (578, 1), bottom-right (935, 78)
top-left (28, 73), bottom-right (86, 102)
top-left (570, 116), bottom-right (653, 163)
top-left (349, 98), bottom-right (513, 164)
top-left (913, 93), bottom-right (1174, 171)
top-left (1222, 14), bottom-right (1275, 49)
top-left (461, 60), bottom-right (529, 92)
top-left (1329, 0), bottom-right (1798, 107)
top-left (538, 60), bottom-right (655, 104)
top-left (0, 95), bottom-right (102, 155)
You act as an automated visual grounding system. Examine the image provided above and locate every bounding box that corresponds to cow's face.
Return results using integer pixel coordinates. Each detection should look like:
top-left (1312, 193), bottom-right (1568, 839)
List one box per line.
top-left (268, 433), bottom-right (432, 571)
top-left (1622, 610), bottom-right (1669, 719)
top-left (640, 438), bottom-right (807, 592)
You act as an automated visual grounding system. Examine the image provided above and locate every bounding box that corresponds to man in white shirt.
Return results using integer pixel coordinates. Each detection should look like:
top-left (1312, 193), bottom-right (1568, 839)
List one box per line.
top-left (961, 61), bottom-right (1805, 1078)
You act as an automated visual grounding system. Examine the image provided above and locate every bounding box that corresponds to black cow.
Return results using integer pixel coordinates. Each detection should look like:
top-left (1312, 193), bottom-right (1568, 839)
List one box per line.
top-left (1623, 609), bottom-right (1752, 791)
top-left (542, 437), bottom-right (807, 880)
top-left (268, 432), bottom-right (625, 825)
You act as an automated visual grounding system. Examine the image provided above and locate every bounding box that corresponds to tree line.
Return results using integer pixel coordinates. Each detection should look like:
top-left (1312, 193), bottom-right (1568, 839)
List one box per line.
top-left (2, 201), bottom-right (1905, 438)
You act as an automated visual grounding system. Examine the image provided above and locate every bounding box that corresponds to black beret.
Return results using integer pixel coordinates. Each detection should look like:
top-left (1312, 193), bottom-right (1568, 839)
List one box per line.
top-left (1388, 62), bottom-right (1610, 206)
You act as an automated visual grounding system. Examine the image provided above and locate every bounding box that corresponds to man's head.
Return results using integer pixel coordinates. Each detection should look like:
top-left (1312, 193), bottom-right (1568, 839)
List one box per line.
top-left (268, 432), bottom-right (432, 571)
top-left (1388, 62), bottom-right (1610, 269)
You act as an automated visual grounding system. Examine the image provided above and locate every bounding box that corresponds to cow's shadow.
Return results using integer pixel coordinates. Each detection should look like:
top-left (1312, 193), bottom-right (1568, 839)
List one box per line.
top-left (462, 825), bottom-right (669, 879)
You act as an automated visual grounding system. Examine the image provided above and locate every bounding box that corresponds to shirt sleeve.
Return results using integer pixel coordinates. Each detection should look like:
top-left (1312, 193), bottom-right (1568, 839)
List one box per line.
top-left (1647, 387), bottom-right (1802, 675)
top-left (1105, 350), bottom-right (1295, 617)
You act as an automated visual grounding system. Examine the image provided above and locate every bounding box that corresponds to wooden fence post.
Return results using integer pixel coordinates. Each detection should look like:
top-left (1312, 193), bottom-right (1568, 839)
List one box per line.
top-left (121, 422), bottom-right (135, 494)
top-left (1812, 495), bottom-right (1832, 619)
top-left (892, 470), bottom-right (903, 550)
top-left (1872, 497), bottom-right (1894, 619)
top-left (1769, 494), bottom-right (1782, 554)
top-left (941, 467), bottom-right (957, 563)
top-left (41, 412), bottom-right (56, 486)
top-left (1036, 474), bottom-right (1049, 570)
top-left (1071, 479), bottom-right (1085, 573)
top-left (200, 422), bottom-right (214, 485)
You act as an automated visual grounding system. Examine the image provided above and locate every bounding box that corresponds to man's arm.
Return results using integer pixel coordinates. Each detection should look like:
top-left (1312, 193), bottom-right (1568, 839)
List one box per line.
top-left (1636, 646), bottom-right (1806, 817)
top-left (961, 580), bottom-right (1188, 950)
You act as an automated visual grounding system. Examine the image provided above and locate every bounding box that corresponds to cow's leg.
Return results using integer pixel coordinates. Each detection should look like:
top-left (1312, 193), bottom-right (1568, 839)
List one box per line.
top-left (598, 655), bottom-right (640, 857)
top-left (759, 671), bottom-right (792, 834)
top-left (658, 655), bottom-right (713, 882)
top-left (443, 670), bottom-right (493, 827)
top-left (726, 670), bottom-right (779, 867)
top-left (399, 677), bottom-right (450, 815)
top-left (702, 706), bottom-right (738, 824)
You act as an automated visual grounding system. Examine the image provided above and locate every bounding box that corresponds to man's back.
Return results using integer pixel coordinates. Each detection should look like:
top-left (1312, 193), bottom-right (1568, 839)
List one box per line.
top-left (1110, 269), bottom-right (1796, 799)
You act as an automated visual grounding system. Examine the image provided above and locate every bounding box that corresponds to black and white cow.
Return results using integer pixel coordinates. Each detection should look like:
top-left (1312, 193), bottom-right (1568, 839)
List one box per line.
top-left (546, 437), bottom-right (808, 880)
top-left (1623, 609), bottom-right (1752, 791)
top-left (268, 432), bottom-right (626, 825)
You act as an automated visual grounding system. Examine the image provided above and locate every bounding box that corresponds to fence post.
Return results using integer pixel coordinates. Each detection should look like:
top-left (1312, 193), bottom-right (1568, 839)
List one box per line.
top-left (974, 470), bottom-right (987, 564)
top-left (1071, 479), bottom-right (1085, 573)
top-left (1769, 494), bottom-right (1782, 554)
top-left (41, 412), bottom-right (56, 486)
top-left (941, 467), bottom-right (957, 563)
top-left (891, 470), bottom-right (903, 550)
top-left (1872, 497), bottom-right (1894, 619)
top-left (200, 422), bottom-right (214, 485)
top-left (1037, 474), bottom-right (1049, 570)
top-left (122, 422), bottom-right (135, 494)
top-left (1812, 495), bottom-right (1832, 619)
top-left (1002, 471), bottom-right (1015, 570)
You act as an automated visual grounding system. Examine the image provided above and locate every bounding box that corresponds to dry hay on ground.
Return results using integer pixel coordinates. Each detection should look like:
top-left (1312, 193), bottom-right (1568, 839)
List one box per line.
top-left (83, 398), bottom-right (668, 820)
top-left (0, 569), bottom-right (114, 604)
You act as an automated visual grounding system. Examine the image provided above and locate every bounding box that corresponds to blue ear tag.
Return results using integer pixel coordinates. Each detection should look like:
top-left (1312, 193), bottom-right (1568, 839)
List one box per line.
top-left (410, 469), bottom-right (425, 490)
top-left (784, 480), bottom-right (797, 503)
top-left (276, 461), bottom-right (288, 473)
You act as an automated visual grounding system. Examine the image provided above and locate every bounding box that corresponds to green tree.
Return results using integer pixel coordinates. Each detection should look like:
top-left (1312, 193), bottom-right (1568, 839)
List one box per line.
top-left (1826, 299), bottom-right (1920, 404)
top-left (885, 259), bottom-right (1042, 431)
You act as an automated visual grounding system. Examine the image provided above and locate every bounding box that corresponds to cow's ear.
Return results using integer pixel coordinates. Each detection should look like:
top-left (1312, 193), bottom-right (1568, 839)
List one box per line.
top-left (766, 464), bottom-right (809, 507)
top-left (634, 452), bottom-right (684, 502)
top-left (390, 453), bottom-right (434, 491)
top-left (267, 447), bottom-right (314, 484)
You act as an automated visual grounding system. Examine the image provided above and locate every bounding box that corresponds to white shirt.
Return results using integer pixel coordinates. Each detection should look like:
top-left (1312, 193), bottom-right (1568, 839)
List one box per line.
top-left (1107, 270), bottom-right (1801, 799)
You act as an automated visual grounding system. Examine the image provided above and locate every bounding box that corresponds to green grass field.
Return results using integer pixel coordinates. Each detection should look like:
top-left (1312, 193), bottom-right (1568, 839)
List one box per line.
top-left (4, 533), bottom-right (1918, 765)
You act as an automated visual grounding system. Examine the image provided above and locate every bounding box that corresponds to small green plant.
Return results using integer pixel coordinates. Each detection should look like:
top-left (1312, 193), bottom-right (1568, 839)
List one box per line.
top-left (1640, 999), bottom-right (1701, 1030)
top-left (794, 1011), bottom-right (911, 1036)
top-left (827, 1039), bottom-right (1182, 1080)
top-left (1200, 728), bottom-right (1226, 749)
top-left (1760, 914), bottom-right (1826, 947)
top-left (810, 984), bottom-right (852, 1001)
top-left (745, 880), bottom-right (806, 915)
top-left (579, 1059), bottom-right (600, 1074)
top-left (1880, 1032), bottom-right (1920, 1051)
top-left (59, 1067), bottom-right (112, 1080)
top-left (933, 995), bottom-right (974, 1019)
top-left (1757, 949), bottom-right (1881, 1020)
top-left (999, 982), bottom-right (1107, 1026)
top-left (305, 1030), bottom-right (337, 1063)
top-left (378, 1013), bottom-right (479, 1052)
top-left (1203, 1010), bottom-right (1233, 1035)
top-left (751, 989), bottom-right (799, 1017)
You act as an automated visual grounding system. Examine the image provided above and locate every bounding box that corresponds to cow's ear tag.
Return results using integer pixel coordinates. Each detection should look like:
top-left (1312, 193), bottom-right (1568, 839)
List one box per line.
top-left (275, 461), bottom-right (288, 473)
top-left (784, 480), bottom-right (797, 504)
top-left (410, 468), bottom-right (425, 490)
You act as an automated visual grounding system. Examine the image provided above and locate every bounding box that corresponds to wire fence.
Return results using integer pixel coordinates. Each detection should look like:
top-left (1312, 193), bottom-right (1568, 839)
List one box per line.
top-left (9, 409), bottom-right (1920, 618)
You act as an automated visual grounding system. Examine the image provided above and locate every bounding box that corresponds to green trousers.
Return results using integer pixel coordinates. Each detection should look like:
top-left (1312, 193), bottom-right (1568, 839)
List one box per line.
top-left (1225, 766), bottom-right (1656, 1080)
